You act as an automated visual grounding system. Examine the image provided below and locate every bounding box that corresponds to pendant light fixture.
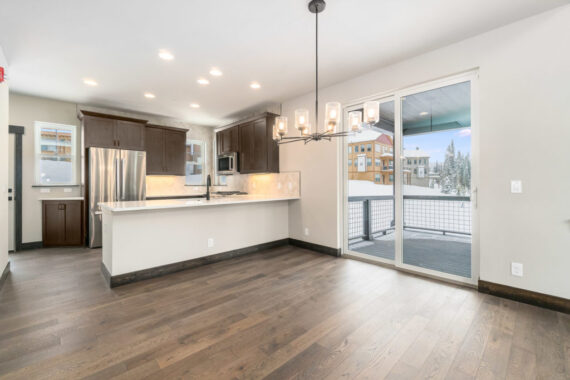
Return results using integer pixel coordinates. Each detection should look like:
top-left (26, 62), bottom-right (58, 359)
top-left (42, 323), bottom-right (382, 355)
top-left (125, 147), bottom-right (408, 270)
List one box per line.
top-left (273, 0), bottom-right (378, 144)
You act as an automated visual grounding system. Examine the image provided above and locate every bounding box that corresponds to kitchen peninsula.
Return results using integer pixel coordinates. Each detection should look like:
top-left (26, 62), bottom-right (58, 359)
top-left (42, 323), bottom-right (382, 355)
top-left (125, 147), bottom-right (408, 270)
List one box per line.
top-left (99, 191), bottom-right (299, 287)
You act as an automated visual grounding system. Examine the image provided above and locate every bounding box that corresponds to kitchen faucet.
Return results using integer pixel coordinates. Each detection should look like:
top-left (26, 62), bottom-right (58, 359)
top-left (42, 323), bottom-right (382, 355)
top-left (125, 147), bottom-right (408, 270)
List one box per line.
top-left (206, 174), bottom-right (211, 200)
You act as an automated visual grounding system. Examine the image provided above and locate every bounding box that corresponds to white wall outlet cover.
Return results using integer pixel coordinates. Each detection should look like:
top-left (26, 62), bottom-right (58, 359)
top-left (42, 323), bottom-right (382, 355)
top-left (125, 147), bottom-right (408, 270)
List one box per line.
top-left (510, 180), bottom-right (522, 193)
top-left (207, 238), bottom-right (214, 248)
top-left (511, 262), bottom-right (523, 277)
top-left (288, 182), bottom-right (293, 190)
top-left (63, 188), bottom-right (72, 193)
top-left (40, 188), bottom-right (50, 193)
top-left (277, 182), bottom-right (282, 189)
top-left (304, 227), bottom-right (309, 236)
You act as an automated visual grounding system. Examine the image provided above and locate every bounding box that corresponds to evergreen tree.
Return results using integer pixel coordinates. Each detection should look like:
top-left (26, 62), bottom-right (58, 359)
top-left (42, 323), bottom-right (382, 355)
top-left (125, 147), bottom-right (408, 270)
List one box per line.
top-left (441, 140), bottom-right (456, 194)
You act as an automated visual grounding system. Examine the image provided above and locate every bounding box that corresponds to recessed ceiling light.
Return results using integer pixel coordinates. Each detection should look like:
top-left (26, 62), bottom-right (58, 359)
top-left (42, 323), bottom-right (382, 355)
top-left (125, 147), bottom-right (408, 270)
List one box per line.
top-left (197, 78), bottom-right (210, 85)
top-left (419, 111), bottom-right (429, 116)
top-left (83, 78), bottom-right (98, 86)
top-left (158, 50), bottom-right (174, 61)
top-left (190, 103), bottom-right (200, 108)
top-left (209, 67), bottom-right (223, 76)
top-left (144, 92), bottom-right (156, 99)
top-left (250, 82), bottom-right (261, 89)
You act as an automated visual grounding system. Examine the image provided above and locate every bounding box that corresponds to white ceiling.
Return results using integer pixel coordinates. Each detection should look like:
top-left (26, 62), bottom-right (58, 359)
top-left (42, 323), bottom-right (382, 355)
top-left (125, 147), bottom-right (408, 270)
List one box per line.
top-left (0, 0), bottom-right (566, 127)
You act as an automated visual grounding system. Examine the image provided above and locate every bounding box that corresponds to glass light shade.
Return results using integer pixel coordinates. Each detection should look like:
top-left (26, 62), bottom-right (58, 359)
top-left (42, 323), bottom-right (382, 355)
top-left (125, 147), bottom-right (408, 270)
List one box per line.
top-left (272, 124), bottom-right (280, 141)
top-left (295, 109), bottom-right (309, 131)
top-left (275, 116), bottom-right (288, 137)
top-left (349, 111), bottom-right (362, 132)
top-left (363, 101), bottom-right (380, 124)
top-left (301, 123), bottom-right (311, 136)
top-left (324, 102), bottom-right (341, 133)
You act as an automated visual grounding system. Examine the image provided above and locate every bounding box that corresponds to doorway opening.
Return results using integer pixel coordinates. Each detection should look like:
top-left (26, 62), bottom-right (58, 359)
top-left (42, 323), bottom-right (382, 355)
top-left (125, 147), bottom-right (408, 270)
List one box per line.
top-left (343, 73), bottom-right (478, 285)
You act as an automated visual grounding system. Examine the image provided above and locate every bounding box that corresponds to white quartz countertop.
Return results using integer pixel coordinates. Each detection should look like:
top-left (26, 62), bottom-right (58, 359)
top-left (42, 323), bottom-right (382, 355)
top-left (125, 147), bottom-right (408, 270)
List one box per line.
top-left (38, 197), bottom-right (84, 201)
top-left (99, 194), bottom-right (299, 213)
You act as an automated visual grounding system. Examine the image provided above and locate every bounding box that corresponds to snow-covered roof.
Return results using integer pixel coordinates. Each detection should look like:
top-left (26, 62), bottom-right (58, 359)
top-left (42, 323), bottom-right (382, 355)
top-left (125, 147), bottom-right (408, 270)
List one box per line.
top-left (348, 130), bottom-right (393, 145)
top-left (380, 153), bottom-right (393, 158)
top-left (403, 148), bottom-right (430, 158)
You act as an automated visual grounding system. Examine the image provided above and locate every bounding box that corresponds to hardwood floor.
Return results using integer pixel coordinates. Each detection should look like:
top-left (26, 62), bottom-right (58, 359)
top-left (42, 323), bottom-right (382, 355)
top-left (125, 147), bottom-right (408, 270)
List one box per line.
top-left (0, 246), bottom-right (568, 379)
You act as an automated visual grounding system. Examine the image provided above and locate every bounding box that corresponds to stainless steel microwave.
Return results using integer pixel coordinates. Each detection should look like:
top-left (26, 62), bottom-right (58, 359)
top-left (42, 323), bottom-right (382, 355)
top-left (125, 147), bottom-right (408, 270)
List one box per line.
top-left (217, 152), bottom-right (238, 175)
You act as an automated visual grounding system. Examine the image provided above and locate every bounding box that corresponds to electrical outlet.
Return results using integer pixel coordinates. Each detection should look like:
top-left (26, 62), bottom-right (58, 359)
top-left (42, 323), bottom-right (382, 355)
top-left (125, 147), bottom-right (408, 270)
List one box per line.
top-left (277, 182), bottom-right (282, 190)
top-left (63, 188), bottom-right (72, 193)
top-left (207, 238), bottom-right (214, 248)
top-left (40, 188), bottom-right (50, 193)
top-left (511, 262), bottom-right (523, 277)
top-left (510, 180), bottom-right (522, 193)
top-left (304, 227), bottom-right (309, 236)
top-left (288, 182), bottom-right (293, 190)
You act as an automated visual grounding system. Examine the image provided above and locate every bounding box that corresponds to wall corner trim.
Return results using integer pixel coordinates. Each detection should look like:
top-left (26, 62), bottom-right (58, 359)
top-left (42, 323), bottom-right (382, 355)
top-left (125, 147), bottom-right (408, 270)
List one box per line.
top-left (288, 238), bottom-right (341, 257)
top-left (478, 279), bottom-right (570, 314)
top-left (0, 262), bottom-right (10, 291)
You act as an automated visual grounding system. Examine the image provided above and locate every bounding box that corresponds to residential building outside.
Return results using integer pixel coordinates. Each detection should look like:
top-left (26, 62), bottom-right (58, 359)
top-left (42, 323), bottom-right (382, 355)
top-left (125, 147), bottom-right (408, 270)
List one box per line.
top-left (348, 131), bottom-right (394, 185)
top-left (403, 147), bottom-right (430, 187)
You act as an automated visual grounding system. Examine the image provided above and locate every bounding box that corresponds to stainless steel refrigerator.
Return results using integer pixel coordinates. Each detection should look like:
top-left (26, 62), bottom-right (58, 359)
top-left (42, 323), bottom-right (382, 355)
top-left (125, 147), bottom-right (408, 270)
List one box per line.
top-left (88, 147), bottom-right (146, 248)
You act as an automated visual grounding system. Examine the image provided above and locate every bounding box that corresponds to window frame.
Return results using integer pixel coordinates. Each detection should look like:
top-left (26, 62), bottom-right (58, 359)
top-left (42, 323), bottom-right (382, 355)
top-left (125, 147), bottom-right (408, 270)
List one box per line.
top-left (34, 121), bottom-right (77, 186)
top-left (185, 139), bottom-right (206, 185)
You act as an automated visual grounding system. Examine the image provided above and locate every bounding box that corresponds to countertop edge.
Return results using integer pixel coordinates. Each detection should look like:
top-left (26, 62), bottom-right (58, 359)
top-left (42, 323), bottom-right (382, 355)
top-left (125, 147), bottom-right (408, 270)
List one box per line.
top-left (99, 196), bottom-right (300, 213)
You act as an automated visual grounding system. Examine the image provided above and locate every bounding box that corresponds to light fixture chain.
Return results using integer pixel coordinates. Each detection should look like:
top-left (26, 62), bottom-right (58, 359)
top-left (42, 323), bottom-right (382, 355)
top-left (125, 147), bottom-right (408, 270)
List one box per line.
top-left (315, 9), bottom-right (319, 133)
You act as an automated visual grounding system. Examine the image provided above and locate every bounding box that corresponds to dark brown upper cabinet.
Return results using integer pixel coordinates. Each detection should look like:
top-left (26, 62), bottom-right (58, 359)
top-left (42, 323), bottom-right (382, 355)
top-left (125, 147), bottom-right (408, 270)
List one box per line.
top-left (216, 113), bottom-right (278, 174)
top-left (42, 200), bottom-right (84, 247)
top-left (216, 126), bottom-right (239, 155)
top-left (145, 125), bottom-right (188, 175)
top-left (81, 111), bottom-right (147, 150)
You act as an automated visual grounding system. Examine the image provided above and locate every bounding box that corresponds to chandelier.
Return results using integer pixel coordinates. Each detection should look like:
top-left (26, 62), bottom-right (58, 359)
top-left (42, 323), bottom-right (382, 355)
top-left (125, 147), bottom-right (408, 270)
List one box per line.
top-left (273, 0), bottom-right (380, 144)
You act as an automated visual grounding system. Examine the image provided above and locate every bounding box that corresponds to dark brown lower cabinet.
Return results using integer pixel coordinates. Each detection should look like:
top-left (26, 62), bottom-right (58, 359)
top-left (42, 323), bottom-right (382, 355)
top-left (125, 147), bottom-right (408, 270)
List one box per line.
top-left (42, 200), bottom-right (84, 247)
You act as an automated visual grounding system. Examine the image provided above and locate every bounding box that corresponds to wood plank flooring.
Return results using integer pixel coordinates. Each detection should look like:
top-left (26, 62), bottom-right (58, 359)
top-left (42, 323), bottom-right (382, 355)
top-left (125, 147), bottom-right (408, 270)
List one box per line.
top-left (0, 245), bottom-right (568, 379)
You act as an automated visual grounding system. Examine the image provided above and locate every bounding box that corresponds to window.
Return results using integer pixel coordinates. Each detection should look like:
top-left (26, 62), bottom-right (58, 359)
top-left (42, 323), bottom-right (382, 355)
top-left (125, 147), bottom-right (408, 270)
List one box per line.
top-left (348, 159), bottom-right (352, 166)
top-left (375, 158), bottom-right (380, 166)
top-left (375, 173), bottom-right (381, 182)
top-left (375, 144), bottom-right (380, 152)
top-left (407, 159), bottom-right (411, 165)
top-left (354, 160), bottom-right (357, 167)
top-left (366, 144), bottom-right (372, 152)
top-left (366, 158), bottom-right (372, 167)
top-left (34, 122), bottom-right (76, 185)
top-left (185, 140), bottom-right (205, 185)
top-left (354, 145), bottom-right (359, 152)
top-left (389, 174), bottom-right (394, 182)
top-left (360, 145), bottom-right (365, 152)
top-left (413, 168), bottom-right (417, 174)
top-left (348, 146), bottom-right (352, 153)
top-left (418, 167), bottom-right (425, 178)
top-left (389, 160), bottom-right (393, 167)
top-left (414, 160), bottom-right (417, 165)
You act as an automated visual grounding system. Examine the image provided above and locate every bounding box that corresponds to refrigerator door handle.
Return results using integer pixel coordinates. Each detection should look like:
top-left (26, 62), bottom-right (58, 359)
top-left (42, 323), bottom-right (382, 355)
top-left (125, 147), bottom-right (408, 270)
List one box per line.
top-left (115, 158), bottom-right (120, 202)
top-left (119, 158), bottom-right (125, 201)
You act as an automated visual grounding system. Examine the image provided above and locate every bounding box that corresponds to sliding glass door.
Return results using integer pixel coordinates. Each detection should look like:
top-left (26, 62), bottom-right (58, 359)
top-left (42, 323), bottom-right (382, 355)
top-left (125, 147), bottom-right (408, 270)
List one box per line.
top-left (344, 73), bottom-right (478, 284)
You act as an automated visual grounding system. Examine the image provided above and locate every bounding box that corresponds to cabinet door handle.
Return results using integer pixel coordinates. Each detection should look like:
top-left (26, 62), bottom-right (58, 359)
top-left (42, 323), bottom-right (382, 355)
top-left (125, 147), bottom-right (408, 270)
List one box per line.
top-left (58, 204), bottom-right (66, 210)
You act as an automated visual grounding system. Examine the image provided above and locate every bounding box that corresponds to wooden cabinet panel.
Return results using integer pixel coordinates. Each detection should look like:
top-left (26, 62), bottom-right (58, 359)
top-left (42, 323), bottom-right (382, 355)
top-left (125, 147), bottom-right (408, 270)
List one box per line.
top-left (42, 200), bottom-right (84, 247)
top-left (115, 120), bottom-right (145, 150)
top-left (145, 127), bottom-right (165, 174)
top-left (145, 126), bottom-right (187, 175)
top-left (163, 130), bottom-right (186, 175)
top-left (216, 127), bottom-right (239, 155)
top-left (83, 116), bottom-right (116, 149)
top-left (252, 119), bottom-right (268, 172)
top-left (239, 122), bottom-right (255, 173)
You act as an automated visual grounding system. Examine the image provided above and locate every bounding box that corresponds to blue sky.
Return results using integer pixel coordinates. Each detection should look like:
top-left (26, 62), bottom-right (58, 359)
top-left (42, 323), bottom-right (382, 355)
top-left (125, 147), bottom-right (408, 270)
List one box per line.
top-left (403, 128), bottom-right (471, 163)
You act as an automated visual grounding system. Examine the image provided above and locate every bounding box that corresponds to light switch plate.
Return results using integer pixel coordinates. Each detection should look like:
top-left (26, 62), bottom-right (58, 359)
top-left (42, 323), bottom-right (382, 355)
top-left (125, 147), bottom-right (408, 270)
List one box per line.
top-left (304, 227), bottom-right (309, 236)
top-left (63, 188), bottom-right (72, 193)
top-left (40, 188), bottom-right (50, 193)
top-left (511, 262), bottom-right (523, 277)
top-left (511, 180), bottom-right (522, 193)
top-left (207, 238), bottom-right (214, 248)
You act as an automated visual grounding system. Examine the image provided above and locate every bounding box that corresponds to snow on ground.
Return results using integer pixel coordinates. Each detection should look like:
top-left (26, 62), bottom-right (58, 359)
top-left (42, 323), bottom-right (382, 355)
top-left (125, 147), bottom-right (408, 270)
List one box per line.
top-left (349, 180), bottom-right (455, 197)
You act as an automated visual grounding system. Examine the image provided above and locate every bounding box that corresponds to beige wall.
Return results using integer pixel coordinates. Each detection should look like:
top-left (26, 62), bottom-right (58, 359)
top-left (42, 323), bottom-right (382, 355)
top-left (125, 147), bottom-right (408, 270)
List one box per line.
top-left (0, 47), bottom-right (9, 273)
top-left (8, 94), bottom-right (215, 243)
top-left (280, 6), bottom-right (570, 299)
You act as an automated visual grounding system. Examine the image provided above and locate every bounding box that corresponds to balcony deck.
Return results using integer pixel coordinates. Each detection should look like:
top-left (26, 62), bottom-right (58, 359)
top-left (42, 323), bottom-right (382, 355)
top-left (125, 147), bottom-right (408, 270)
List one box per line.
top-left (349, 230), bottom-right (471, 278)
